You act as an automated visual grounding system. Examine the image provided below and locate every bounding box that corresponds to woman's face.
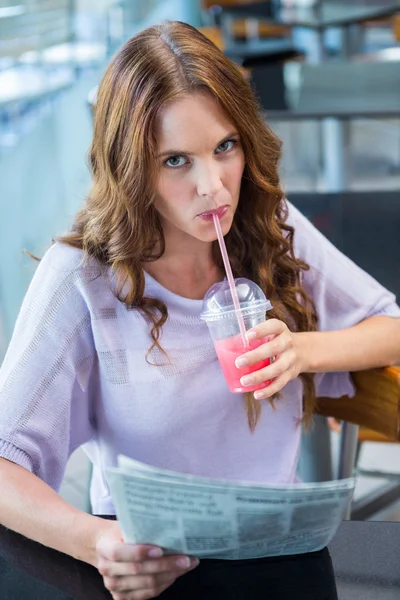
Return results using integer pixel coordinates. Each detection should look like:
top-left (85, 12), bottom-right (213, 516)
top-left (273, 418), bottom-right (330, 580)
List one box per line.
top-left (154, 92), bottom-right (245, 245)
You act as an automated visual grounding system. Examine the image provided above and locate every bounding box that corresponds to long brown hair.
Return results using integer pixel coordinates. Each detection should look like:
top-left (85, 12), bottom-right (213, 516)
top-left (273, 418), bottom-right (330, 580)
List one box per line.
top-left (55, 21), bottom-right (318, 430)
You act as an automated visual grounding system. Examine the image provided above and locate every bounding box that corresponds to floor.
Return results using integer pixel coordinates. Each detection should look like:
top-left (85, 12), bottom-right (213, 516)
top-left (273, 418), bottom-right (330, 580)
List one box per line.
top-left (2, 27), bottom-right (400, 523)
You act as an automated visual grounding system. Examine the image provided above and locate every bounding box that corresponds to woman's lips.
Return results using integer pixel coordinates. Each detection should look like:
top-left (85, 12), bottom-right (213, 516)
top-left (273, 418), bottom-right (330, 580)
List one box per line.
top-left (198, 205), bottom-right (229, 221)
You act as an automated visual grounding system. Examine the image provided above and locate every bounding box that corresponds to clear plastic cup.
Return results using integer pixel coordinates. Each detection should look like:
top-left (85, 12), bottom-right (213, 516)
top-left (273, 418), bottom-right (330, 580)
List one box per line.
top-left (200, 277), bottom-right (273, 393)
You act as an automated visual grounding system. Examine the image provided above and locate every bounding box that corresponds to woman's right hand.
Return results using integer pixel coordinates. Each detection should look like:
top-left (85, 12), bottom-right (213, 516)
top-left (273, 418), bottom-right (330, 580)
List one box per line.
top-left (95, 521), bottom-right (199, 600)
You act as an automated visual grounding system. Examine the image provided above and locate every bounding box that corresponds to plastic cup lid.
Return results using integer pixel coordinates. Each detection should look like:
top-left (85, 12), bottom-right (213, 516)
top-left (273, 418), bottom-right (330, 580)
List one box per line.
top-left (200, 277), bottom-right (272, 322)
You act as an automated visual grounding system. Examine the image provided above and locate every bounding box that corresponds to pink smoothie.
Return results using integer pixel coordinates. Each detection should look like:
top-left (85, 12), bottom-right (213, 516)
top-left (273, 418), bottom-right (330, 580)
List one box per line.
top-left (214, 334), bottom-right (272, 393)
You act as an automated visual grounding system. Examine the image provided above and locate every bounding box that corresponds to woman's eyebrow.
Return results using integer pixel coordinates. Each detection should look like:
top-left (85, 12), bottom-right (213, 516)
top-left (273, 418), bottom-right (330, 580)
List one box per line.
top-left (156, 131), bottom-right (240, 158)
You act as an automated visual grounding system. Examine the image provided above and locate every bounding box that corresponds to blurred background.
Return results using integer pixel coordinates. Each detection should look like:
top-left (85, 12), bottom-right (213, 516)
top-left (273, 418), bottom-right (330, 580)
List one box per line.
top-left (1, 0), bottom-right (400, 520)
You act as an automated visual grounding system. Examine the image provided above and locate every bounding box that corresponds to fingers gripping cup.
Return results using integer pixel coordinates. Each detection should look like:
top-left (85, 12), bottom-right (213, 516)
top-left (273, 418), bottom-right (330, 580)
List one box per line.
top-left (201, 278), bottom-right (273, 394)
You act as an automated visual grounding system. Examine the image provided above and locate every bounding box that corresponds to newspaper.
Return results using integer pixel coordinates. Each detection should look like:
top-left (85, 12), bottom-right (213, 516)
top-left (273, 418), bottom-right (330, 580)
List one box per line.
top-left (106, 455), bottom-right (355, 560)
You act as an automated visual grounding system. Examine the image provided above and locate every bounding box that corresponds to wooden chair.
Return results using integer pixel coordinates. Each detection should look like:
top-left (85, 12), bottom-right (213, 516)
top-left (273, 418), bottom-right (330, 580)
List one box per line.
top-left (201, 0), bottom-right (290, 42)
top-left (198, 24), bottom-right (301, 72)
top-left (394, 14), bottom-right (400, 42)
top-left (199, 23), bottom-right (290, 48)
top-left (199, 26), bottom-right (225, 50)
top-left (199, 26), bottom-right (256, 78)
top-left (315, 366), bottom-right (400, 519)
top-left (362, 12), bottom-right (400, 43)
top-left (351, 13), bottom-right (400, 62)
top-left (203, 0), bottom-right (267, 5)
top-left (317, 367), bottom-right (400, 443)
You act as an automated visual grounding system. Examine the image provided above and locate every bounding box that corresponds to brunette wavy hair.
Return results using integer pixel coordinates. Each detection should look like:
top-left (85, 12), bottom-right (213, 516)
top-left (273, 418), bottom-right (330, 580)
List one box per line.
top-left (54, 21), bottom-right (318, 430)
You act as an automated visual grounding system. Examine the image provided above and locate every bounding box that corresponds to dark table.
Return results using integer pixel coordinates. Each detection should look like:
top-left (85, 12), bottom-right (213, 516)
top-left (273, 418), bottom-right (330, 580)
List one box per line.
top-left (220, 1), bottom-right (400, 61)
top-left (219, 0), bottom-right (400, 27)
top-left (250, 60), bottom-right (400, 190)
top-left (252, 60), bottom-right (400, 119)
top-left (1, 520), bottom-right (399, 599)
top-left (266, 2), bottom-right (400, 31)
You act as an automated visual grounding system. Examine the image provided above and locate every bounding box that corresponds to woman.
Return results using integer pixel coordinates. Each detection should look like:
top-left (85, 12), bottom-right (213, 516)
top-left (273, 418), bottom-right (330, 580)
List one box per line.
top-left (0, 21), bottom-right (399, 600)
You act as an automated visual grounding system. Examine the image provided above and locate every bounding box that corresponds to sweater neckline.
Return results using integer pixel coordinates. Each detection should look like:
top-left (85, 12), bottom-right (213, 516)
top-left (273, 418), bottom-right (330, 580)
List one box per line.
top-left (143, 270), bottom-right (207, 315)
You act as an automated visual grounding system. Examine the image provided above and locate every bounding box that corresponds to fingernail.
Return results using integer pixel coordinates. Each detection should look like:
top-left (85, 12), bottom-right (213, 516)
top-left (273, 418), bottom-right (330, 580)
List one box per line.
top-left (235, 356), bottom-right (248, 368)
top-left (241, 375), bottom-right (253, 386)
top-left (246, 331), bottom-right (256, 340)
top-left (177, 557), bottom-right (191, 569)
top-left (254, 391), bottom-right (263, 399)
top-left (148, 548), bottom-right (163, 558)
top-left (191, 558), bottom-right (200, 568)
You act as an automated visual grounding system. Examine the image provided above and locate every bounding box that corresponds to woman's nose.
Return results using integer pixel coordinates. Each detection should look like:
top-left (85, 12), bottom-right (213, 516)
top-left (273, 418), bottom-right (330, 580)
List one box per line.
top-left (196, 162), bottom-right (223, 198)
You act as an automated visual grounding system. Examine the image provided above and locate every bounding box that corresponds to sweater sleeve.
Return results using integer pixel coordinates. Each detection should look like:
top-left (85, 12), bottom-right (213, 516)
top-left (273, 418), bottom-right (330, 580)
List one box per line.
top-left (0, 244), bottom-right (97, 491)
top-left (286, 201), bottom-right (400, 398)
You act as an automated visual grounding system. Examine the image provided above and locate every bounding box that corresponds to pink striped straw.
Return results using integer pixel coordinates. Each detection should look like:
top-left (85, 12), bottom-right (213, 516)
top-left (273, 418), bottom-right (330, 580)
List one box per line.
top-left (213, 214), bottom-right (249, 348)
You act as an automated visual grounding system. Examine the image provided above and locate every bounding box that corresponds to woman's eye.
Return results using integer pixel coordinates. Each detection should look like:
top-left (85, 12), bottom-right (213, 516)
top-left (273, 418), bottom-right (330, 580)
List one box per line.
top-left (165, 155), bottom-right (186, 168)
top-left (216, 139), bottom-right (236, 154)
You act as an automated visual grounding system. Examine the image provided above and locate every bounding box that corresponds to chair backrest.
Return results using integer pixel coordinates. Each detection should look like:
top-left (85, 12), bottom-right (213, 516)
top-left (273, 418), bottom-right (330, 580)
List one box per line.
top-left (393, 14), bottom-right (400, 42)
top-left (315, 366), bottom-right (400, 442)
top-left (199, 26), bottom-right (225, 50)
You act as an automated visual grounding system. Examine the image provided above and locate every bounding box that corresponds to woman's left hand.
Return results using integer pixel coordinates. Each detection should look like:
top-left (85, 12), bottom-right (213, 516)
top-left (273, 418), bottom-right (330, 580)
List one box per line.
top-left (235, 319), bottom-right (304, 400)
